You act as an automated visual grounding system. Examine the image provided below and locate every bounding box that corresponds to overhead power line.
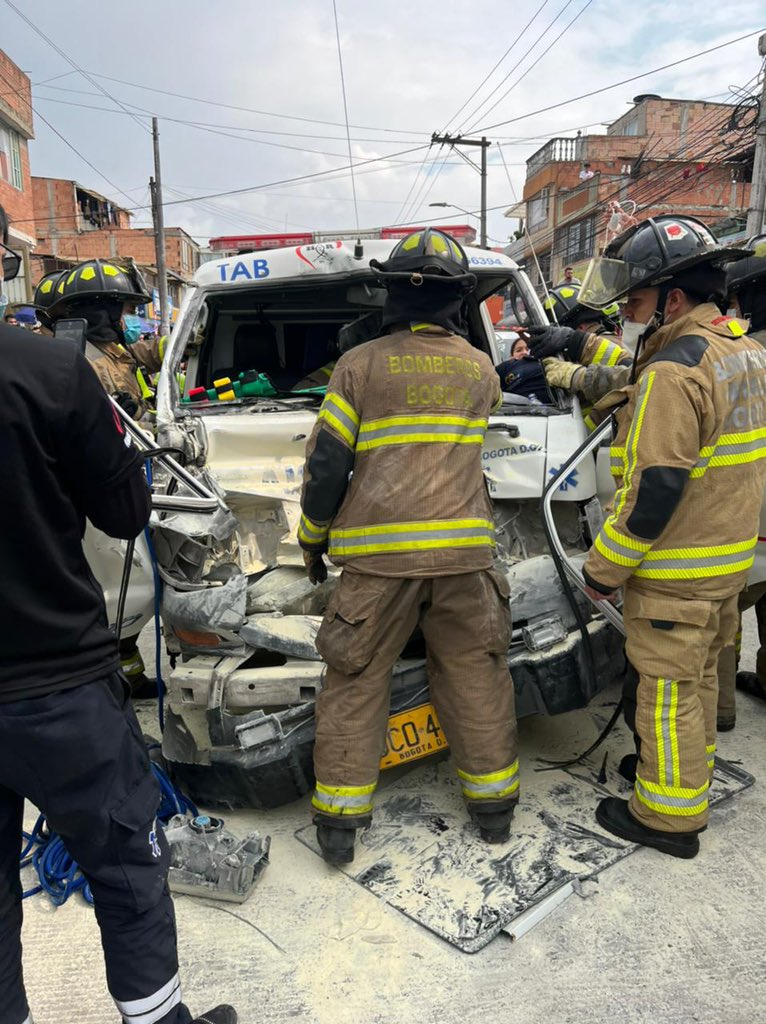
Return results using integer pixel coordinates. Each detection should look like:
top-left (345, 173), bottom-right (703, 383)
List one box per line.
top-left (79, 69), bottom-right (429, 136)
top-left (470, 28), bottom-right (765, 133)
top-left (2, 0), bottom-right (150, 134)
top-left (463, 0), bottom-right (597, 134)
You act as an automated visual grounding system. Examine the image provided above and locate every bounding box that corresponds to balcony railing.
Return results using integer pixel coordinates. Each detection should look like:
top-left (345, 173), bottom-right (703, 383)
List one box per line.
top-left (527, 137), bottom-right (585, 177)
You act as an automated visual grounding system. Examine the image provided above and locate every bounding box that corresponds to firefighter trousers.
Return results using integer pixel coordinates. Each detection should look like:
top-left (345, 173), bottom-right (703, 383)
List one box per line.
top-left (716, 581), bottom-right (766, 718)
top-left (623, 586), bottom-right (739, 834)
top-left (0, 674), bottom-right (192, 1024)
top-left (311, 568), bottom-right (519, 823)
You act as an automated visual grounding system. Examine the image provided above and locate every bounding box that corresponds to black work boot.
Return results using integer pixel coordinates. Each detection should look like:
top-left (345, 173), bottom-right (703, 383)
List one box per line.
top-left (316, 824), bottom-right (356, 865)
top-left (736, 671), bottom-right (766, 700)
top-left (191, 1006), bottom-right (238, 1024)
top-left (470, 802), bottom-right (517, 844)
top-left (618, 753), bottom-right (638, 784)
top-left (596, 797), bottom-right (700, 860)
top-left (716, 711), bottom-right (736, 732)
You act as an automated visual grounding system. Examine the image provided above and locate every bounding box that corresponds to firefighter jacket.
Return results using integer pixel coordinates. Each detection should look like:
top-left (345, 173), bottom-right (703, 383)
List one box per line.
top-left (85, 336), bottom-right (165, 418)
top-left (565, 332), bottom-right (632, 428)
top-left (292, 361), bottom-right (336, 391)
top-left (583, 303), bottom-right (766, 600)
top-left (299, 325), bottom-right (501, 577)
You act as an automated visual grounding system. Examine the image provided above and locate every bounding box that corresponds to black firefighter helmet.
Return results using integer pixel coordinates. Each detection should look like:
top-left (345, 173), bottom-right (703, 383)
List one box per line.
top-left (47, 258), bottom-right (151, 318)
top-left (579, 215), bottom-right (746, 308)
top-left (370, 228), bottom-right (477, 291)
top-left (33, 269), bottom-right (67, 327)
top-left (543, 283), bottom-right (619, 330)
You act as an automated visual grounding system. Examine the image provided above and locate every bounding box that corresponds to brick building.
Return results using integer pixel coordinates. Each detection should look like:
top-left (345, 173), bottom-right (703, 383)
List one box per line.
top-left (505, 94), bottom-right (754, 291)
top-left (31, 176), bottom-right (202, 318)
top-left (0, 50), bottom-right (36, 302)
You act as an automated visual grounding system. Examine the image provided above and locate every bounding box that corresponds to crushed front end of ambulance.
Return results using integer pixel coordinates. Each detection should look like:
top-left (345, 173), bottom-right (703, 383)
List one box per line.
top-left (150, 240), bottom-right (623, 808)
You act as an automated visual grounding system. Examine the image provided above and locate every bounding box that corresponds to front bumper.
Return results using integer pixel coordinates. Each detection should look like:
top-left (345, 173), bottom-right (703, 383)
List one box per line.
top-left (163, 618), bottom-right (623, 809)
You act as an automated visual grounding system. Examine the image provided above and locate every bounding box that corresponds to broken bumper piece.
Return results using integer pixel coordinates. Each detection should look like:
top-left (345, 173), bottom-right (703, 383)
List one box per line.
top-left (162, 614), bottom-right (622, 811)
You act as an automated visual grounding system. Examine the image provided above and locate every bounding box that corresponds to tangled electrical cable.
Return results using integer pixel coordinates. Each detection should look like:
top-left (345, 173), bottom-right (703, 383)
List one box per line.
top-left (19, 762), bottom-right (197, 907)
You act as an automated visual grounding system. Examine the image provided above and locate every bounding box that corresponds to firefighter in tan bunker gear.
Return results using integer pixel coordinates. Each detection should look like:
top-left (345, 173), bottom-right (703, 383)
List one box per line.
top-left (715, 235), bottom-right (766, 730)
top-left (298, 229), bottom-right (518, 865)
top-left (42, 259), bottom-right (166, 695)
top-left (570, 215), bottom-right (766, 859)
top-left (42, 258), bottom-right (165, 421)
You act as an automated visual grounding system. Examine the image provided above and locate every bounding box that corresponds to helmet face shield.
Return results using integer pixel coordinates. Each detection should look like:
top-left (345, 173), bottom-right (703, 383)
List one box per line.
top-left (578, 256), bottom-right (634, 308)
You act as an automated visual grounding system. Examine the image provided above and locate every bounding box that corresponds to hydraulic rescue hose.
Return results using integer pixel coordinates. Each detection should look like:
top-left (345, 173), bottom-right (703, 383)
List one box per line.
top-left (20, 762), bottom-right (195, 905)
top-left (536, 414), bottom-right (626, 771)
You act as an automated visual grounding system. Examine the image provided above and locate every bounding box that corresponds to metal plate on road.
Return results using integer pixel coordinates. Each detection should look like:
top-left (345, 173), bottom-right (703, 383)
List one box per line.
top-left (380, 703), bottom-right (448, 770)
top-left (297, 706), bottom-right (755, 953)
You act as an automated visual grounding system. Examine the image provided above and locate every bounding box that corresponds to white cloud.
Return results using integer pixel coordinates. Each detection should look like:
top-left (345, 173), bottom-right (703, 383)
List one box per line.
top-left (3, 0), bottom-right (763, 247)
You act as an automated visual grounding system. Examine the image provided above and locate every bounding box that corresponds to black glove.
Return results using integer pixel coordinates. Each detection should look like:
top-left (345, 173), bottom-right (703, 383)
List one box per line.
top-left (527, 325), bottom-right (586, 361)
top-left (113, 390), bottom-right (140, 418)
top-left (303, 550), bottom-right (328, 585)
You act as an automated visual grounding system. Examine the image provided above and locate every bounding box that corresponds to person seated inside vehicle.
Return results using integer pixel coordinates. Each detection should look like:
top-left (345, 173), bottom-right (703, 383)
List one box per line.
top-left (495, 335), bottom-right (551, 404)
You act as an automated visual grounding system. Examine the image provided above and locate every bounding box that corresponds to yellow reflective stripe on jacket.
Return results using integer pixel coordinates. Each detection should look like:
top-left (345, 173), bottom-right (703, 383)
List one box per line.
top-left (357, 414), bottom-right (488, 451)
top-left (298, 513), bottom-right (329, 549)
top-left (706, 742), bottom-right (716, 772)
top-left (591, 338), bottom-right (624, 367)
top-left (457, 760), bottom-right (519, 800)
top-left (634, 536), bottom-right (757, 579)
top-left (655, 679), bottom-right (680, 788)
top-left (690, 427), bottom-right (766, 478)
top-left (318, 392), bottom-right (360, 447)
top-left (135, 367), bottom-right (153, 400)
top-left (158, 334), bottom-right (168, 361)
top-left (594, 519), bottom-right (651, 568)
top-left (311, 780), bottom-right (375, 815)
top-left (328, 518), bottom-right (496, 557)
top-left (634, 773), bottom-right (709, 817)
top-left (614, 370), bottom-right (655, 520)
top-left (610, 445), bottom-right (626, 477)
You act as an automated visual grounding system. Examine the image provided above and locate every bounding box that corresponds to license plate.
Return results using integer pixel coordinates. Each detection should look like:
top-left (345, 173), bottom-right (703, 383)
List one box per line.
top-left (380, 702), bottom-right (449, 770)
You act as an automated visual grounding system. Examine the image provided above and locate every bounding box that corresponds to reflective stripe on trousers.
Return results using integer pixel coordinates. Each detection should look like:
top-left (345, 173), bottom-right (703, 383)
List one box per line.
top-left (634, 773), bottom-right (709, 817)
top-left (113, 972), bottom-right (182, 1024)
top-left (312, 780), bottom-right (376, 816)
top-left (457, 760), bottom-right (519, 801)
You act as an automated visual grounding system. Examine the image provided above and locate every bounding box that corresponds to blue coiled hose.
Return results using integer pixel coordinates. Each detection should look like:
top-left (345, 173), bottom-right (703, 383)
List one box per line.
top-left (20, 763), bottom-right (197, 905)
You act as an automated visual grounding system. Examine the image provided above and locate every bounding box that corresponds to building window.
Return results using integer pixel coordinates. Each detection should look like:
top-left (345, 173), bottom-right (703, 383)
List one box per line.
top-left (555, 215), bottom-right (596, 264)
top-left (527, 187), bottom-right (550, 230)
top-left (622, 118), bottom-right (639, 136)
top-left (0, 124), bottom-right (24, 190)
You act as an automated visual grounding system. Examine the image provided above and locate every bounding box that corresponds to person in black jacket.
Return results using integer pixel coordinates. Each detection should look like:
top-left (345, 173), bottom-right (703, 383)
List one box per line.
top-left (0, 205), bottom-right (235, 1024)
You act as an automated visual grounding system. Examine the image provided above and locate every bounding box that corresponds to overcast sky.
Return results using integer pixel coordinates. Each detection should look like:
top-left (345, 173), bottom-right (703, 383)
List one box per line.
top-left (2, 0), bottom-right (764, 248)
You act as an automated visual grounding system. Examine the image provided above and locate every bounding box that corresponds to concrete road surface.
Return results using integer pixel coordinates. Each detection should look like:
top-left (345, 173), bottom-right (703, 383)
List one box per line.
top-left (17, 614), bottom-right (766, 1024)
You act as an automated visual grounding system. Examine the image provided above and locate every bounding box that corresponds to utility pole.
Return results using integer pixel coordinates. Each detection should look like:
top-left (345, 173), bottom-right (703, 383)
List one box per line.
top-left (745, 32), bottom-right (766, 237)
top-left (151, 117), bottom-right (170, 336)
top-left (431, 133), bottom-right (491, 247)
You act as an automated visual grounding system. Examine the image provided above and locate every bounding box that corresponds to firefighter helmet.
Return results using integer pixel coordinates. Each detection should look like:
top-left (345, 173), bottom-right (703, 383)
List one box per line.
top-left (579, 215), bottom-right (745, 308)
top-left (33, 270), bottom-right (67, 326)
top-left (543, 284), bottom-right (620, 329)
top-left (370, 229), bottom-right (476, 289)
top-left (47, 258), bottom-right (150, 317)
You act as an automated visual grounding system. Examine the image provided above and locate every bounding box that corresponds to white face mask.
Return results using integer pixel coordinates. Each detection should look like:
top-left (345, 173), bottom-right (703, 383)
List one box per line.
top-left (620, 320), bottom-right (650, 353)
